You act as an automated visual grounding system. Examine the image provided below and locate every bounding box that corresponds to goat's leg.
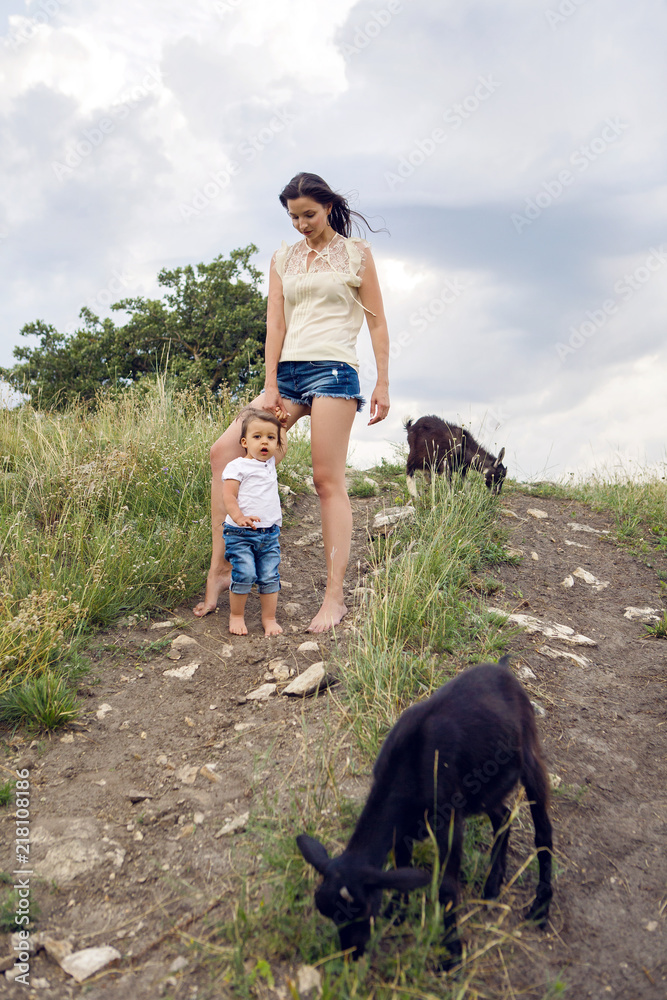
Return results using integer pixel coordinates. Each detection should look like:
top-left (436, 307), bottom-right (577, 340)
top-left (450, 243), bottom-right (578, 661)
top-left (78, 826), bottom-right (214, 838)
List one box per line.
top-left (436, 815), bottom-right (464, 971)
top-left (522, 761), bottom-right (553, 927)
top-left (483, 805), bottom-right (512, 899)
top-left (383, 836), bottom-right (414, 922)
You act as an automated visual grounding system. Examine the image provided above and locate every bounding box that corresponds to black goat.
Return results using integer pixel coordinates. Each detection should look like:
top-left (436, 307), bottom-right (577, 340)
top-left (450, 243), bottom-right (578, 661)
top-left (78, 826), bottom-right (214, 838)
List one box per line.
top-left (405, 415), bottom-right (506, 497)
top-left (297, 658), bottom-right (552, 969)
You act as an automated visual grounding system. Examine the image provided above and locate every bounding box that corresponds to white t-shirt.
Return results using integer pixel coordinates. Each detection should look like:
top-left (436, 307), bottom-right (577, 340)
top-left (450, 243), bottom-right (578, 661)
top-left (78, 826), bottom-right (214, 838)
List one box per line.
top-left (222, 456), bottom-right (282, 529)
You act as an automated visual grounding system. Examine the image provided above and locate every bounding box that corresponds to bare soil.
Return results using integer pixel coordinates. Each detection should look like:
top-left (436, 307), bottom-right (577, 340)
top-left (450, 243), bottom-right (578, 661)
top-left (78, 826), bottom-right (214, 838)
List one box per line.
top-left (1, 487), bottom-right (666, 999)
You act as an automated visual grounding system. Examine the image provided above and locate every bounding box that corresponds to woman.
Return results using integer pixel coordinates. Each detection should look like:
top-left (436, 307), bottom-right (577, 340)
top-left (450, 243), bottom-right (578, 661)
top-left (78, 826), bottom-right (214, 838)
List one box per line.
top-left (193, 172), bottom-right (390, 632)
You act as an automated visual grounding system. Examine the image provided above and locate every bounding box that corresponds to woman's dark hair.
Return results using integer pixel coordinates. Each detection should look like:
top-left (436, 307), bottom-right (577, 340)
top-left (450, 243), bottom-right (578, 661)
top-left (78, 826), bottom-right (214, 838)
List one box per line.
top-left (279, 172), bottom-right (382, 238)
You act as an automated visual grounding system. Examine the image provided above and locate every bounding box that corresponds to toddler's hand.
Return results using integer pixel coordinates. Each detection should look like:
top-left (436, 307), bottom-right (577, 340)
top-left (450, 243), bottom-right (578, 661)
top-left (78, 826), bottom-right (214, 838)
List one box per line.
top-left (235, 514), bottom-right (261, 529)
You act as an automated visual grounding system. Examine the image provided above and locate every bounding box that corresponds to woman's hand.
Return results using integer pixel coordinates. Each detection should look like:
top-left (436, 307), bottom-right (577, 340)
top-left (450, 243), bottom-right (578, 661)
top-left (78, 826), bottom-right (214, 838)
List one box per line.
top-left (368, 382), bottom-right (390, 425)
top-left (263, 385), bottom-right (289, 425)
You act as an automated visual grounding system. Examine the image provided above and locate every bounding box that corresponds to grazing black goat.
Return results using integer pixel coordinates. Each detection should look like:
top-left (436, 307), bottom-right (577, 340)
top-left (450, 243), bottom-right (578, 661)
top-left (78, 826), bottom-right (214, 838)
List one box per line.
top-left (405, 416), bottom-right (506, 498)
top-left (297, 658), bottom-right (552, 969)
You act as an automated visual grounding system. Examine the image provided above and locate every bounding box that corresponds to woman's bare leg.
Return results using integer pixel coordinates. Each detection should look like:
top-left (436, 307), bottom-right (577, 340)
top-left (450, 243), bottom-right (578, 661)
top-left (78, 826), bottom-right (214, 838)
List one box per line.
top-left (307, 396), bottom-right (357, 633)
top-left (193, 396), bottom-right (307, 617)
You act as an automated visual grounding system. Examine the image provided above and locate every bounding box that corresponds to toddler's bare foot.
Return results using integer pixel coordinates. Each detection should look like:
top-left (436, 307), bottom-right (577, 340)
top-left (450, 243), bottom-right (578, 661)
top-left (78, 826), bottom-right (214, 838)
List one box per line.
top-left (229, 614), bottom-right (248, 635)
top-left (307, 597), bottom-right (347, 633)
top-left (193, 568), bottom-right (232, 617)
top-left (263, 618), bottom-right (283, 637)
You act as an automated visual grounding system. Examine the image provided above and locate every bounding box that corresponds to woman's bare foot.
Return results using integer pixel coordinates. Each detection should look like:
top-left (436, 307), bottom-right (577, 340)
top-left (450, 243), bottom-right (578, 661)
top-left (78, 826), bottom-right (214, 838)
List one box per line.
top-left (263, 618), bottom-right (283, 637)
top-left (307, 597), bottom-right (347, 633)
top-left (193, 568), bottom-right (231, 617)
top-left (229, 614), bottom-right (248, 635)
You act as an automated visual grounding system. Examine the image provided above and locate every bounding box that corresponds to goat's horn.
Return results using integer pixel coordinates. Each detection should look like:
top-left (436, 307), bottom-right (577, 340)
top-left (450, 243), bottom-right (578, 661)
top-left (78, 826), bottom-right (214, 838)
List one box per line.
top-left (340, 886), bottom-right (354, 903)
top-left (493, 447), bottom-right (505, 467)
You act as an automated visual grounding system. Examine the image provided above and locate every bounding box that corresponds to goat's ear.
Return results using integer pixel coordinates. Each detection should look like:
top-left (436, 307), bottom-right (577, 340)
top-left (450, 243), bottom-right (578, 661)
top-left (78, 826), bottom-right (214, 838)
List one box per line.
top-left (362, 866), bottom-right (431, 892)
top-left (494, 447), bottom-right (506, 467)
top-left (296, 834), bottom-right (331, 874)
top-left (498, 654), bottom-right (511, 669)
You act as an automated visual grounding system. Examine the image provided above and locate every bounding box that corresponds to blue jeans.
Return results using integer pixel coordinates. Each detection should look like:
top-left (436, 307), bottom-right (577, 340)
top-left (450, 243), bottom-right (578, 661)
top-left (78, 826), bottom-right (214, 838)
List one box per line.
top-left (223, 524), bottom-right (281, 594)
top-left (276, 361), bottom-right (365, 411)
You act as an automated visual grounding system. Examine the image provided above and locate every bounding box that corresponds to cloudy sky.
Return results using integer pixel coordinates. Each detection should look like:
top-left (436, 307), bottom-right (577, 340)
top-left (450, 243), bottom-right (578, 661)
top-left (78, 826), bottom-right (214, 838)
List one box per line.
top-left (2, 0), bottom-right (666, 479)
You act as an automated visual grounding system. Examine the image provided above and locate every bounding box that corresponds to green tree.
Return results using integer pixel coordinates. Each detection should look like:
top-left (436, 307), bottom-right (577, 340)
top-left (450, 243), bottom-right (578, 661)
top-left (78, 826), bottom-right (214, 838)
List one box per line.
top-left (1, 245), bottom-right (267, 409)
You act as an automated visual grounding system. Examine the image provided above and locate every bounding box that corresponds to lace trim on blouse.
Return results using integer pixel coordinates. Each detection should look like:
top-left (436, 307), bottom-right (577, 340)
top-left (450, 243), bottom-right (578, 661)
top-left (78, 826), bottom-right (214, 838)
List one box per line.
top-left (274, 234), bottom-right (370, 279)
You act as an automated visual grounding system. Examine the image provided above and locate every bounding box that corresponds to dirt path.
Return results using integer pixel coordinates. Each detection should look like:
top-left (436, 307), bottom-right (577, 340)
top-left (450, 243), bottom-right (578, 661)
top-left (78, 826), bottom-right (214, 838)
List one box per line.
top-left (1, 486), bottom-right (666, 998)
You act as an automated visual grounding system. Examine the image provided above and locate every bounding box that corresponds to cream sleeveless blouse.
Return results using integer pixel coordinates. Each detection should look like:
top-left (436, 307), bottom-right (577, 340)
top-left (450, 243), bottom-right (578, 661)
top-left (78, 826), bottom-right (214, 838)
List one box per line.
top-left (273, 234), bottom-right (374, 372)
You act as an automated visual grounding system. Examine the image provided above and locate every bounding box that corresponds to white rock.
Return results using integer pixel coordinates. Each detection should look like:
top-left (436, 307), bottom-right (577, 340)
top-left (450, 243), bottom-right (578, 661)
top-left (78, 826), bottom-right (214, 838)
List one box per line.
top-left (168, 634), bottom-right (198, 660)
top-left (214, 812), bottom-right (250, 837)
top-left (645, 920), bottom-right (658, 932)
top-left (623, 606), bottom-right (662, 623)
top-left (527, 508), bottom-right (549, 519)
top-left (60, 946), bottom-right (121, 982)
top-left (573, 567), bottom-right (609, 591)
top-left (175, 765), bottom-right (199, 785)
top-left (530, 551), bottom-right (539, 561)
top-left (531, 700), bottom-right (546, 717)
top-left (193, 812), bottom-right (205, 825)
top-left (35, 935), bottom-right (74, 966)
top-left (298, 640), bottom-right (320, 652)
top-left (31, 978), bottom-right (51, 989)
top-left (150, 620), bottom-right (176, 629)
top-left (504, 547), bottom-right (524, 559)
top-left (565, 539), bottom-right (589, 549)
top-left (371, 506), bottom-right (415, 531)
top-left (246, 683), bottom-right (276, 701)
top-left (169, 956), bottom-right (189, 973)
top-left (561, 575), bottom-right (574, 588)
top-left (538, 645), bottom-right (591, 668)
top-left (296, 964), bottom-right (322, 997)
top-left (548, 773), bottom-right (562, 789)
top-left (568, 522), bottom-right (610, 535)
top-left (284, 602), bottom-right (303, 616)
top-left (488, 608), bottom-right (597, 646)
top-left (282, 662), bottom-right (326, 697)
top-left (219, 644), bottom-right (233, 658)
top-left (295, 530), bottom-right (323, 547)
top-left (96, 703), bottom-right (113, 721)
top-left (60, 733), bottom-right (75, 743)
top-left (500, 508), bottom-right (519, 518)
top-left (163, 661), bottom-right (200, 680)
top-left (233, 722), bottom-right (255, 732)
top-left (517, 665), bottom-right (536, 681)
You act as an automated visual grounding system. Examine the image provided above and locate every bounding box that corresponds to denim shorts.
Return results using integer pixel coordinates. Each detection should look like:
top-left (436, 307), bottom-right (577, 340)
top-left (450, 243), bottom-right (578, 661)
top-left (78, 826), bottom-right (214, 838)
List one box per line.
top-left (223, 524), bottom-right (281, 595)
top-left (276, 361), bottom-right (365, 412)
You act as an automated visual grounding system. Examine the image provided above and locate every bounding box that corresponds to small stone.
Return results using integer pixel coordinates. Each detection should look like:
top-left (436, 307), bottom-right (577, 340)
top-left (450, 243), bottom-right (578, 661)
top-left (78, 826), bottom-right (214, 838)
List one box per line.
top-left (234, 722), bottom-right (255, 732)
top-left (530, 551), bottom-right (539, 561)
top-left (96, 703), bottom-right (113, 721)
top-left (565, 539), bottom-right (589, 549)
top-left (60, 733), bottom-right (75, 743)
top-left (295, 964), bottom-right (322, 997)
top-left (214, 811), bottom-right (250, 837)
top-left (568, 522), bottom-right (610, 535)
top-left (531, 700), bottom-right (546, 717)
top-left (193, 812), bottom-right (205, 825)
top-left (156, 754), bottom-right (168, 765)
top-left (175, 765), bottom-right (199, 785)
top-left (561, 575), bottom-right (574, 588)
top-left (527, 508), bottom-right (549, 519)
top-left (176, 823), bottom-right (196, 839)
top-left (246, 683), bottom-right (277, 701)
top-left (150, 620), bottom-right (175, 630)
top-left (200, 765), bottom-right (221, 783)
top-left (163, 661), bottom-right (200, 680)
top-left (133, 830), bottom-right (144, 841)
top-left (127, 789), bottom-right (152, 803)
top-left (539, 645), bottom-right (591, 668)
top-left (171, 634), bottom-right (198, 652)
top-left (94, 779), bottom-right (107, 786)
top-left (31, 977), bottom-right (51, 989)
top-left (169, 956), bottom-right (189, 973)
top-left (623, 606), bottom-right (662, 623)
top-left (282, 662), bottom-right (327, 697)
top-left (500, 508), bottom-right (519, 518)
top-left (548, 773), bottom-right (562, 789)
top-left (371, 506), bottom-right (415, 534)
top-left (645, 921), bottom-right (658, 932)
top-left (184, 716), bottom-right (195, 727)
top-left (504, 547), bottom-right (524, 559)
top-left (295, 529), bottom-right (323, 547)
top-left (298, 640), bottom-right (320, 652)
top-left (60, 946), bottom-right (121, 983)
top-left (573, 567), bottom-right (609, 591)
top-left (284, 602), bottom-right (303, 616)
top-left (517, 665), bottom-right (536, 681)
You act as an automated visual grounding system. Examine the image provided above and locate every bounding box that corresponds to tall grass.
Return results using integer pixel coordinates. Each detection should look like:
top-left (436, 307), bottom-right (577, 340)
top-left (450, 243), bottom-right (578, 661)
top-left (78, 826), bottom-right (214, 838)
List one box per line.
top-left (0, 379), bottom-right (311, 717)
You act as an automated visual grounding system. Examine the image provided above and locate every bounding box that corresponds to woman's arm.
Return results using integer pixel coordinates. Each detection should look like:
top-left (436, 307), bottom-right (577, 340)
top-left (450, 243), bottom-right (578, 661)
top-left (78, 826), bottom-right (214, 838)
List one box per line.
top-left (264, 254), bottom-right (287, 409)
top-left (358, 248), bottom-right (390, 425)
